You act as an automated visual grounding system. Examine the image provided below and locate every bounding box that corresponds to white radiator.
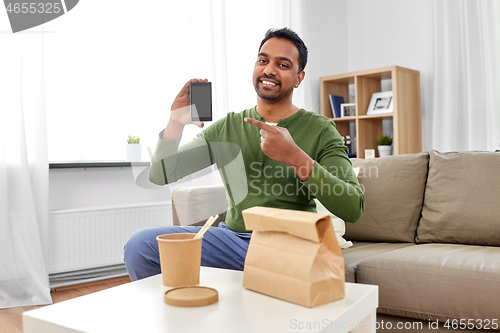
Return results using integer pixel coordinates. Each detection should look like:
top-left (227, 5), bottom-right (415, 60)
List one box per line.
top-left (48, 203), bottom-right (172, 276)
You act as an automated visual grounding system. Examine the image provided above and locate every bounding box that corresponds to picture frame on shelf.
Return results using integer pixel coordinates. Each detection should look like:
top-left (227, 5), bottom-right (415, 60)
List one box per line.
top-left (365, 149), bottom-right (375, 159)
top-left (367, 91), bottom-right (393, 115)
top-left (340, 103), bottom-right (356, 117)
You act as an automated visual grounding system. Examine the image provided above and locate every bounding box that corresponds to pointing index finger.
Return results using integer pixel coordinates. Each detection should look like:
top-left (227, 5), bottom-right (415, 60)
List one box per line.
top-left (244, 117), bottom-right (275, 131)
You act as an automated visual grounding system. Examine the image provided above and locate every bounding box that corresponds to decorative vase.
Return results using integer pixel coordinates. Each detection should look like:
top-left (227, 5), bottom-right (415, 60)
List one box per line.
top-left (378, 145), bottom-right (392, 157)
top-left (126, 144), bottom-right (142, 161)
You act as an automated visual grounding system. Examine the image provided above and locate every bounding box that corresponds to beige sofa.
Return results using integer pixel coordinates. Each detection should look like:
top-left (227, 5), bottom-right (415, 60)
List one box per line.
top-left (171, 150), bottom-right (500, 330)
top-left (345, 150), bottom-right (500, 330)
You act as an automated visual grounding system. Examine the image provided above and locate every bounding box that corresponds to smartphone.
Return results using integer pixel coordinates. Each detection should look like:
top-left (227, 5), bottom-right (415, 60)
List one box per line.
top-left (190, 82), bottom-right (212, 122)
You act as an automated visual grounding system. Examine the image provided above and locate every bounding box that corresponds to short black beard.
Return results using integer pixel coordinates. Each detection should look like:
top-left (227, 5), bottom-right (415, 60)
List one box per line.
top-left (254, 80), bottom-right (293, 103)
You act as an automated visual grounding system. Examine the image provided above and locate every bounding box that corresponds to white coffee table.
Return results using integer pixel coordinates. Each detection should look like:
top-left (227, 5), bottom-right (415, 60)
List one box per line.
top-left (23, 267), bottom-right (378, 333)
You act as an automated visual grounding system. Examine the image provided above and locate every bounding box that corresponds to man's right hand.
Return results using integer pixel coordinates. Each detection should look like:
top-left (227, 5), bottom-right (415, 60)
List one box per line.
top-left (170, 78), bottom-right (208, 128)
top-left (163, 78), bottom-right (208, 140)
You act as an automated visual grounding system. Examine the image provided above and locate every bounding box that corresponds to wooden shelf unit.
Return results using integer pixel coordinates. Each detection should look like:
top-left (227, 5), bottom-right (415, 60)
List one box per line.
top-left (320, 66), bottom-right (422, 158)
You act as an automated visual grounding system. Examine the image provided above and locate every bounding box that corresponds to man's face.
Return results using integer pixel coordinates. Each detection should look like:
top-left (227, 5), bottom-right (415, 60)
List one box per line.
top-left (253, 38), bottom-right (304, 103)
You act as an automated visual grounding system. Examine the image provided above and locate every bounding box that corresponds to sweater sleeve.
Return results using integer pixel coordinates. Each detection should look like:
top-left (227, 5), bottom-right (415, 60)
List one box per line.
top-left (301, 124), bottom-right (365, 223)
top-left (149, 131), bottom-right (214, 185)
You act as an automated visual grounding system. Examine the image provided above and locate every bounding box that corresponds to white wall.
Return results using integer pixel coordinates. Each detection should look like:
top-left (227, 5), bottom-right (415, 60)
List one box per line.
top-left (346, 0), bottom-right (433, 150)
top-left (301, 0), bottom-right (349, 113)
top-left (49, 164), bottom-right (223, 212)
top-left (346, 0), bottom-right (432, 73)
top-left (301, 0), bottom-right (433, 149)
top-left (49, 167), bottom-right (171, 211)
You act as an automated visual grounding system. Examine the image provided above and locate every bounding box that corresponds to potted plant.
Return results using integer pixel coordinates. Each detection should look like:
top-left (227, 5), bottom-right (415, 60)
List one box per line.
top-left (377, 135), bottom-right (393, 157)
top-left (126, 135), bottom-right (142, 161)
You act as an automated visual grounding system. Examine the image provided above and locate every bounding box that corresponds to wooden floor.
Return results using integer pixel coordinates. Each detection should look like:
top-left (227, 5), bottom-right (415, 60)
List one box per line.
top-left (0, 276), bottom-right (131, 333)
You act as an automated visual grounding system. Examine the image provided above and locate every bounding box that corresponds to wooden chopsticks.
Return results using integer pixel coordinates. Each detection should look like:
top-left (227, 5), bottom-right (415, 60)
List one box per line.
top-left (194, 214), bottom-right (219, 239)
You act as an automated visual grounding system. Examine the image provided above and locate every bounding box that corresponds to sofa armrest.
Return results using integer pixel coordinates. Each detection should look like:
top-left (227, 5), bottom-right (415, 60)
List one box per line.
top-left (171, 185), bottom-right (228, 226)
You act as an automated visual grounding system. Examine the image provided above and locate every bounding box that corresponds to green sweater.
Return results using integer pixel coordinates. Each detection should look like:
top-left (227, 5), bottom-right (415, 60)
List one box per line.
top-left (150, 107), bottom-right (364, 233)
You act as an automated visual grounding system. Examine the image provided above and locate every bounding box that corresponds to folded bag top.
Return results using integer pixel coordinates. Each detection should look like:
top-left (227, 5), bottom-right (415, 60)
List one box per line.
top-left (243, 206), bottom-right (330, 242)
top-left (242, 206), bottom-right (345, 308)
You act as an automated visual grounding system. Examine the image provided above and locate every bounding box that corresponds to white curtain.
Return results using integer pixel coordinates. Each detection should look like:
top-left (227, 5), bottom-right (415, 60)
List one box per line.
top-left (431, 0), bottom-right (500, 152)
top-left (0, 31), bottom-right (52, 307)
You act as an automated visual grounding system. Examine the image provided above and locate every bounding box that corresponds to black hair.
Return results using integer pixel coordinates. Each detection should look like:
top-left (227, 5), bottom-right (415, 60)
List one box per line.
top-left (259, 27), bottom-right (308, 72)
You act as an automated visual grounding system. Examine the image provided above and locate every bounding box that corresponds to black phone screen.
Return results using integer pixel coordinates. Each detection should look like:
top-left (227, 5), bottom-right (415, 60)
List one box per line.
top-left (190, 82), bottom-right (212, 122)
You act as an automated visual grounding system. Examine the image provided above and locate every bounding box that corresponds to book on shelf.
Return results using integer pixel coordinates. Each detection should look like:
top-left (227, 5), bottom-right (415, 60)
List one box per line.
top-left (328, 95), bottom-right (344, 118)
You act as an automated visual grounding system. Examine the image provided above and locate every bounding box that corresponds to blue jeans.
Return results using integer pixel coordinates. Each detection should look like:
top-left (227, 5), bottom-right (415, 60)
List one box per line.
top-left (123, 222), bottom-right (251, 281)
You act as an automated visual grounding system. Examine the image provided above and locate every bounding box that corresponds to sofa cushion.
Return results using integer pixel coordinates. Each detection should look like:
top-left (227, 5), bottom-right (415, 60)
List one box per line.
top-left (416, 150), bottom-right (500, 246)
top-left (342, 242), bottom-right (416, 283)
top-left (172, 185), bottom-right (228, 226)
top-left (346, 152), bottom-right (429, 242)
top-left (357, 244), bottom-right (500, 322)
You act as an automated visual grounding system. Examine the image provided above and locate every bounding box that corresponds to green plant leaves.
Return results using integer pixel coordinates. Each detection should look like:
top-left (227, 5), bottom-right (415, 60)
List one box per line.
top-left (127, 135), bottom-right (140, 144)
top-left (377, 135), bottom-right (392, 146)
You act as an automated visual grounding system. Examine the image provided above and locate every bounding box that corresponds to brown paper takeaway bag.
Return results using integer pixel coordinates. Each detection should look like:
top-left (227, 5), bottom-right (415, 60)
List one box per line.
top-left (242, 206), bottom-right (345, 308)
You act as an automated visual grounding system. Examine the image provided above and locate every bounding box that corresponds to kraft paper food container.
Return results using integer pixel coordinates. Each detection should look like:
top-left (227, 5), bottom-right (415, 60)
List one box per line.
top-left (164, 286), bottom-right (218, 307)
top-left (156, 233), bottom-right (202, 287)
top-left (242, 206), bottom-right (345, 308)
